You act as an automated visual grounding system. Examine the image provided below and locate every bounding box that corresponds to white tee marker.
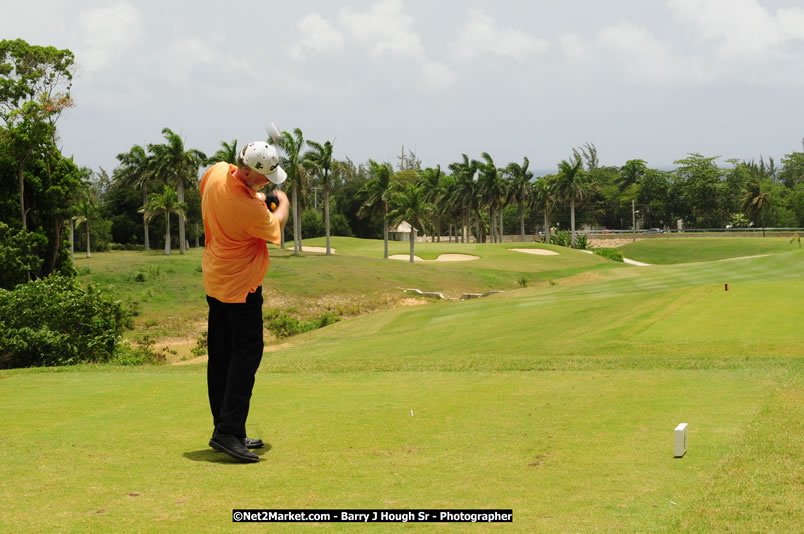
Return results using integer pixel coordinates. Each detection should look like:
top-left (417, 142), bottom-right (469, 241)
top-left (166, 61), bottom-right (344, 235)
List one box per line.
top-left (674, 423), bottom-right (688, 458)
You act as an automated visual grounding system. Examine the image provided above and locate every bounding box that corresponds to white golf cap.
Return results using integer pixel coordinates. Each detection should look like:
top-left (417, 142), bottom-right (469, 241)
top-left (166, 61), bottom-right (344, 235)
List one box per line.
top-left (239, 141), bottom-right (287, 185)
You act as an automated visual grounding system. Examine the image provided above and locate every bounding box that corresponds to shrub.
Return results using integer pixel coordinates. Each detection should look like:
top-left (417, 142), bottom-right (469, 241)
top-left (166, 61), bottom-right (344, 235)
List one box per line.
top-left (264, 308), bottom-right (340, 339)
top-left (592, 248), bottom-right (624, 262)
top-left (573, 234), bottom-right (589, 250)
top-left (550, 231), bottom-right (571, 247)
top-left (0, 275), bottom-right (130, 368)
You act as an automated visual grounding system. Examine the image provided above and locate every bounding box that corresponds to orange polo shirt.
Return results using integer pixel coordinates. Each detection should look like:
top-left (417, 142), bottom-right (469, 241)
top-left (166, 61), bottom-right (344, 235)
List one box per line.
top-left (200, 162), bottom-right (281, 303)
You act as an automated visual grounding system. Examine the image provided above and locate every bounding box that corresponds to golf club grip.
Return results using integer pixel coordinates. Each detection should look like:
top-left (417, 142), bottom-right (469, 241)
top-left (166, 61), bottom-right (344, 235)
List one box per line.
top-left (264, 192), bottom-right (279, 212)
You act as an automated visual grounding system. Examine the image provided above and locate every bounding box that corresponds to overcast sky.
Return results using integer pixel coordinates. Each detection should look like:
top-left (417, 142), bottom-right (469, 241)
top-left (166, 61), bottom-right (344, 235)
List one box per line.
top-left (3, 0), bottom-right (804, 175)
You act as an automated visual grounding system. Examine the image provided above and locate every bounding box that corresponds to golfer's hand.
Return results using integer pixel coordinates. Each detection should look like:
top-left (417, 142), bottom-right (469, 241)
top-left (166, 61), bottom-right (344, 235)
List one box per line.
top-left (273, 190), bottom-right (288, 206)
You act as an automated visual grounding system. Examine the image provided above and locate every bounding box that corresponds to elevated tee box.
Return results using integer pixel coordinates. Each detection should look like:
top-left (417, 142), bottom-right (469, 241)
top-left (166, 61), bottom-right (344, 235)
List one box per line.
top-left (674, 423), bottom-right (688, 458)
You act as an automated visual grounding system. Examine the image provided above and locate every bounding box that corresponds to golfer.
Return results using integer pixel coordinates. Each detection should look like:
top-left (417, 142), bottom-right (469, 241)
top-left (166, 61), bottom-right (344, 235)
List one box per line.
top-left (200, 141), bottom-right (289, 463)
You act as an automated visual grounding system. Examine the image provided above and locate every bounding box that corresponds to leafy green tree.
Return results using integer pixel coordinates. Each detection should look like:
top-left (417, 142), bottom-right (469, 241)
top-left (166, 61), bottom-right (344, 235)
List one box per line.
top-left (779, 152), bottom-right (804, 189)
top-left (115, 144), bottom-right (153, 249)
top-left (273, 128), bottom-right (305, 254)
top-left (673, 153), bottom-right (726, 228)
top-left (389, 183), bottom-right (428, 263)
top-left (0, 222), bottom-right (45, 289)
top-left (505, 157), bottom-right (534, 241)
top-left (552, 157), bottom-right (588, 247)
top-left (618, 159), bottom-right (647, 189)
top-left (359, 160), bottom-right (395, 258)
top-left (140, 185), bottom-right (186, 255)
top-left (148, 128), bottom-right (205, 254)
top-left (304, 139), bottom-right (335, 255)
top-left (0, 39), bottom-right (74, 230)
top-left (742, 178), bottom-right (774, 237)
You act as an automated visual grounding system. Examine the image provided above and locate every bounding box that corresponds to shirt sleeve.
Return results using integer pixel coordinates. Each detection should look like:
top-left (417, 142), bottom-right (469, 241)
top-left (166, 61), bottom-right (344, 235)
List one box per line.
top-left (241, 197), bottom-right (282, 245)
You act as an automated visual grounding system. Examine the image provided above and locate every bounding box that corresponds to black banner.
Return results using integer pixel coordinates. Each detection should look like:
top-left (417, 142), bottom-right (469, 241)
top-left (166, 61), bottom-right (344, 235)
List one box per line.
top-left (232, 509), bottom-right (513, 523)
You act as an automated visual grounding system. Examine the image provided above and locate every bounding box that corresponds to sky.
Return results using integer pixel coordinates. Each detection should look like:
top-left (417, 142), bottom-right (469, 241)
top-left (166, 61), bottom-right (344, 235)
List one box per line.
top-left (2, 0), bottom-right (804, 176)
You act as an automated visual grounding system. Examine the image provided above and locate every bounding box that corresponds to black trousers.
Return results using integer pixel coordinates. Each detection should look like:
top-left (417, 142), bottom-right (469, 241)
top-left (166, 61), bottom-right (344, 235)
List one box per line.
top-left (206, 287), bottom-right (264, 438)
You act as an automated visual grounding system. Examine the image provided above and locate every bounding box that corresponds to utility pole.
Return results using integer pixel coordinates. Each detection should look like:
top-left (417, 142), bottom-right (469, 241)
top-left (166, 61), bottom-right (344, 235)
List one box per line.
top-left (632, 200), bottom-right (636, 242)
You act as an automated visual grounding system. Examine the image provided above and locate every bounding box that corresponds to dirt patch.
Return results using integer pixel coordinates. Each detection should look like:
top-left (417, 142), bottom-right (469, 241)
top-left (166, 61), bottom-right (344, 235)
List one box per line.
top-left (588, 238), bottom-right (639, 248)
top-left (510, 248), bottom-right (559, 256)
top-left (389, 254), bottom-right (479, 262)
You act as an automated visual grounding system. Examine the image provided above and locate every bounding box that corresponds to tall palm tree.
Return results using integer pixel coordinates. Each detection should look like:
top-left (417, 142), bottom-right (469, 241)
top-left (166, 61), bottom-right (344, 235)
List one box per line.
top-left (553, 158), bottom-right (588, 247)
top-left (741, 177), bottom-right (774, 237)
top-left (304, 139), bottom-right (335, 255)
top-left (115, 144), bottom-right (153, 249)
top-left (531, 176), bottom-right (554, 243)
top-left (475, 152), bottom-right (506, 243)
top-left (148, 128), bottom-right (206, 254)
top-left (448, 154), bottom-right (477, 243)
top-left (208, 139), bottom-right (238, 165)
top-left (273, 128), bottom-right (305, 255)
top-left (358, 160), bottom-right (395, 259)
top-left (389, 183), bottom-right (428, 263)
top-left (418, 165), bottom-right (443, 241)
top-left (505, 157), bottom-right (533, 241)
top-left (72, 181), bottom-right (98, 258)
top-left (139, 184), bottom-right (186, 255)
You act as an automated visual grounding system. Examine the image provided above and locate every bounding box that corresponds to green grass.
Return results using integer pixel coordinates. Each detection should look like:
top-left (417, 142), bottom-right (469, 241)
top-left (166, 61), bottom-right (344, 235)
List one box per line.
top-left (2, 238), bottom-right (801, 532)
top-left (620, 237), bottom-right (797, 264)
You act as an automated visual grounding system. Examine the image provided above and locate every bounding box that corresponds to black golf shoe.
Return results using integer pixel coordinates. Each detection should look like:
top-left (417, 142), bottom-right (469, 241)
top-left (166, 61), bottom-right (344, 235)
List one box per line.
top-left (209, 432), bottom-right (259, 463)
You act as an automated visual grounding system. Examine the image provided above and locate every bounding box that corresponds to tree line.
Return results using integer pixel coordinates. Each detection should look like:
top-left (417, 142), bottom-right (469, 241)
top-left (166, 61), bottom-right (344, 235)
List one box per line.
top-left (3, 38), bottom-right (804, 287)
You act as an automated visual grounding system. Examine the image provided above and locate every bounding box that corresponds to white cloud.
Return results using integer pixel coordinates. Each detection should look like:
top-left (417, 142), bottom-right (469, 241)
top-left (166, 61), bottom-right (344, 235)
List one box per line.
top-left (560, 33), bottom-right (587, 60)
top-left (76, 2), bottom-right (142, 73)
top-left (289, 0), bottom-right (455, 90)
top-left (450, 8), bottom-right (549, 61)
top-left (336, 0), bottom-right (425, 59)
top-left (668, 0), bottom-right (804, 59)
top-left (597, 21), bottom-right (710, 84)
top-left (289, 13), bottom-right (345, 60)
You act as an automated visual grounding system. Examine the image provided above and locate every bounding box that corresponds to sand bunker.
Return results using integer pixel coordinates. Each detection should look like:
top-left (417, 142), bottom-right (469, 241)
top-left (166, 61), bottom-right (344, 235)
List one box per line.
top-left (302, 246), bottom-right (335, 253)
top-left (510, 248), bottom-right (559, 256)
top-left (389, 253), bottom-right (479, 262)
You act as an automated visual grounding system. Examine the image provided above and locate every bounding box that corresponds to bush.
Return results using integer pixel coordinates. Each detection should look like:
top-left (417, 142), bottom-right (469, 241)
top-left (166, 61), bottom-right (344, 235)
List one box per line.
top-left (550, 231), bottom-right (571, 247)
top-left (264, 308), bottom-right (340, 339)
top-left (573, 234), bottom-right (589, 250)
top-left (592, 248), bottom-right (624, 262)
top-left (0, 275), bottom-right (131, 368)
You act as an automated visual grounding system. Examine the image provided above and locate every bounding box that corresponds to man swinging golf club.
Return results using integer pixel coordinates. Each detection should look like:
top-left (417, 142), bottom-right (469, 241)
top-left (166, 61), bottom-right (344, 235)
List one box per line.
top-left (200, 141), bottom-right (289, 462)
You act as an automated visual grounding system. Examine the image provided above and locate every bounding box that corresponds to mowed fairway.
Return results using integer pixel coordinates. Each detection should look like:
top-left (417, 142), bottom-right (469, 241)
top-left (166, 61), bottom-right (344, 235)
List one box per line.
top-left (1, 237), bottom-right (801, 532)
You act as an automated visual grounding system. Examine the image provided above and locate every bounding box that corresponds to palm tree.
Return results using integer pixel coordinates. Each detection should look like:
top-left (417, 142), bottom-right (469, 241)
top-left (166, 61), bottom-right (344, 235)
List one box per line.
top-left (531, 176), bottom-right (554, 243)
top-left (418, 165), bottom-right (443, 241)
top-left (140, 185), bottom-right (186, 255)
top-left (304, 139), bottom-right (335, 255)
top-left (552, 157), bottom-right (588, 247)
top-left (208, 139), bottom-right (238, 165)
top-left (389, 183), bottom-right (428, 263)
top-left (475, 152), bottom-right (506, 243)
top-left (148, 128), bottom-right (206, 254)
top-left (741, 177), bottom-right (774, 237)
top-left (72, 182), bottom-right (98, 259)
top-left (273, 128), bottom-right (305, 255)
top-left (358, 160), bottom-right (395, 258)
top-left (115, 144), bottom-right (153, 249)
top-left (505, 157), bottom-right (534, 241)
top-left (448, 155), bottom-right (477, 243)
